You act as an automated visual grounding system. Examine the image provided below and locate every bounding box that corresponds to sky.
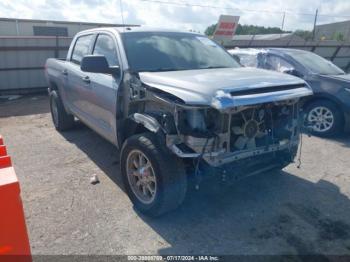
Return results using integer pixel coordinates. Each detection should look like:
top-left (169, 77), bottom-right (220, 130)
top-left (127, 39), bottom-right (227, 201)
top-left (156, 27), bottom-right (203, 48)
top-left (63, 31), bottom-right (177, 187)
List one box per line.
top-left (1, 0), bottom-right (350, 33)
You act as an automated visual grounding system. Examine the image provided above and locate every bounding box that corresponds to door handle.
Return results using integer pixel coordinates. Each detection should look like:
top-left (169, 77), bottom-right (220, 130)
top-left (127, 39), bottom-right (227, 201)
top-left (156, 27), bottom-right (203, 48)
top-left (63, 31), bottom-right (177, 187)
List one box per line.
top-left (62, 69), bottom-right (68, 76)
top-left (82, 76), bottom-right (91, 84)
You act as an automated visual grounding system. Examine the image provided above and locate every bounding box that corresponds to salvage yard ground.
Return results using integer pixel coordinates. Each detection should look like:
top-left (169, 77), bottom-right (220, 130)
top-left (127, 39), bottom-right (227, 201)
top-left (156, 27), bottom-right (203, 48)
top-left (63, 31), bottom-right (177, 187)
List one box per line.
top-left (1, 95), bottom-right (350, 256)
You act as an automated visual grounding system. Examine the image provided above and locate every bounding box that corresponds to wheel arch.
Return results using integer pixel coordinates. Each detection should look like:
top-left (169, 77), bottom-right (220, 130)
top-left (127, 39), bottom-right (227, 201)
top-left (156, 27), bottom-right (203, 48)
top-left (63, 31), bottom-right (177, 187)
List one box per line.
top-left (48, 80), bottom-right (58, 90)
top-left (303, 94), bottom-right (345, 120)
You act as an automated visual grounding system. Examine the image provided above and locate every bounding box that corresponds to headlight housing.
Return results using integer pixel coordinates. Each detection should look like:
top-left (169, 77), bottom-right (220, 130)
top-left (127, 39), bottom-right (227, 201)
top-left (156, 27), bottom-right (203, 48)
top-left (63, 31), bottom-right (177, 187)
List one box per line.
top-left (176, 107), bottom-right (224, 136)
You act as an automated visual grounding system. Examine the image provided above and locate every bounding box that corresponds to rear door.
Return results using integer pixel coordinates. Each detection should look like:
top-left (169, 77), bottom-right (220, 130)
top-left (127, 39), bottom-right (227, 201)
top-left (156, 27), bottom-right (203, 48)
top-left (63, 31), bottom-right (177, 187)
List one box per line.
top-left (65, 34), bottom-right (95, 120)
top-left (83, 33), bottom-right (121, 144)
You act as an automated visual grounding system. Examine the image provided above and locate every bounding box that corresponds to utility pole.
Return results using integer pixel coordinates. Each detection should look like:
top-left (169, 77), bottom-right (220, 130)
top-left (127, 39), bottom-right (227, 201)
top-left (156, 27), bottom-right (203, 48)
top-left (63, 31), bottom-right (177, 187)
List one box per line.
top-left (312, 9), bottom-right (319, 41)
top-left (281, 12), bottom-right (286, 31)
top-left (281, 12), bottom-right (286, 38)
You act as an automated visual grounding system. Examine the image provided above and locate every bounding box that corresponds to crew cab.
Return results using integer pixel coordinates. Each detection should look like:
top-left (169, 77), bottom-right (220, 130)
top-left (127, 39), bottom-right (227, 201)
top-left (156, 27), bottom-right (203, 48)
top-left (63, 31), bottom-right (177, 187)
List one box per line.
top-left (45, 27), bottom-right (312, 216)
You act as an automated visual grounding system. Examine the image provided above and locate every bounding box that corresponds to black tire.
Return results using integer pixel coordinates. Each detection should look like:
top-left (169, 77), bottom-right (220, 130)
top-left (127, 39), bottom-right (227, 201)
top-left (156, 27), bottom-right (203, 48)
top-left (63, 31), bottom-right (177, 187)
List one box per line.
top-left (305, 100), bottom-right (343, 137)
top-left (121, 133), bottom-right (187, 217)
top-left (50, 90), bottom-right (75, 131)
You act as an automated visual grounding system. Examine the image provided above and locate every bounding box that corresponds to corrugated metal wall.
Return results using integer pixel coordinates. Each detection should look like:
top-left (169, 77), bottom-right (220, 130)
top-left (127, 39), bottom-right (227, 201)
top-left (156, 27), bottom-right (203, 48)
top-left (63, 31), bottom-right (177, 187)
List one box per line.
top-left (0, 36), bottom-right (350, 94)
top-left (0, 36), bottom-right (72, 94)
top-left (0, 18), bottom-right (125, 37)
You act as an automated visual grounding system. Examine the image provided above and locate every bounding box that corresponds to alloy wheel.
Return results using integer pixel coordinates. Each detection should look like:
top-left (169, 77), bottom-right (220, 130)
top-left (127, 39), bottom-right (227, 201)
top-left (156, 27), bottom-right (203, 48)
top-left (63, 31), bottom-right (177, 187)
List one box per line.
top-left (308, 106), bottom-right (334, 133)
top-left (126, 149), bottom-right (157, 204)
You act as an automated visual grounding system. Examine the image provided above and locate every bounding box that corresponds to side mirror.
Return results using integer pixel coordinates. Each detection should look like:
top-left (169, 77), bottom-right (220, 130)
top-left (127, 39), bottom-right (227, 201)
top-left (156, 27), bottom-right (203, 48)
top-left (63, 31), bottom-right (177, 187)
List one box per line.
top-left (283, 68), bottom-right (303, 78)
top-left (81, 55), bottom-right (120, 75)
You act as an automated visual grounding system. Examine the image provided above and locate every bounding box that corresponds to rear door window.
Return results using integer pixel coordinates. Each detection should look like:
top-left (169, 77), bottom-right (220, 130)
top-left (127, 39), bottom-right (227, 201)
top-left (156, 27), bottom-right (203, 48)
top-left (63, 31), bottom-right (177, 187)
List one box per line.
top-left (265, 55), bottom-right (294, 73)
top-left (71, 34), bottom-right (94, 65)
top-left (238, 54), bottom-right (259, 67)
top-left (93, 34), bottom-right (119, 66)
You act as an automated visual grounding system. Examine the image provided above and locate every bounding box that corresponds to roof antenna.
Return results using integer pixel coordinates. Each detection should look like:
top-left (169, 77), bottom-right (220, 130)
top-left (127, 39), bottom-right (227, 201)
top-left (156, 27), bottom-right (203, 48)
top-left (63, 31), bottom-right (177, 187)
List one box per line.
top-left (119, 0), bottom-right (125, 31)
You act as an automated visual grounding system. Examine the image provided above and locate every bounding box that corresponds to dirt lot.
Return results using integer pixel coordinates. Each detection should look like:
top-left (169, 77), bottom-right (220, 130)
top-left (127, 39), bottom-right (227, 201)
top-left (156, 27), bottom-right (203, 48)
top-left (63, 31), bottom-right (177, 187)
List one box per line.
top-left (1, 95), bottom-right (350, 257)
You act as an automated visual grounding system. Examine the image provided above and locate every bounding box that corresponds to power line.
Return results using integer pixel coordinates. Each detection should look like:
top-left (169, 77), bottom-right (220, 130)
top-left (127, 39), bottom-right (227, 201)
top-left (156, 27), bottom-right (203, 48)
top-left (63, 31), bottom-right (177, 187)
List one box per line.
top-left (138, 0), bottom-right (350, 19)
top-left (139, 0), bottom-right (286, 14)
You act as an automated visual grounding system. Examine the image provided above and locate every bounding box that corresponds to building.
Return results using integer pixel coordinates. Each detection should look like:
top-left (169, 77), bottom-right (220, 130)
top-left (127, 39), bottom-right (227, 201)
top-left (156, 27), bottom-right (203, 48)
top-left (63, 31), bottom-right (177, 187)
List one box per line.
top-left (315, 20), bottom-right (350, 41)
top-left (0, 17), bottom-right (136, 37)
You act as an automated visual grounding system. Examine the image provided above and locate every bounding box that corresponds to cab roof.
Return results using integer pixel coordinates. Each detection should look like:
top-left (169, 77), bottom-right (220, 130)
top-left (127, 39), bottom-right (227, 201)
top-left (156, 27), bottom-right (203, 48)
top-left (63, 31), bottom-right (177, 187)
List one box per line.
top-left (78, 26), bottom-right (201, 35)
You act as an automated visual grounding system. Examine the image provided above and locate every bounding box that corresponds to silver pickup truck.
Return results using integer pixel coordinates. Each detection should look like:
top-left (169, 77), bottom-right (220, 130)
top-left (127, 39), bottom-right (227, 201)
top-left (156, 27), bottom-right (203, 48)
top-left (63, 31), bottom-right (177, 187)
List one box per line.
top-left (45, 27), bottom-right (312, 216)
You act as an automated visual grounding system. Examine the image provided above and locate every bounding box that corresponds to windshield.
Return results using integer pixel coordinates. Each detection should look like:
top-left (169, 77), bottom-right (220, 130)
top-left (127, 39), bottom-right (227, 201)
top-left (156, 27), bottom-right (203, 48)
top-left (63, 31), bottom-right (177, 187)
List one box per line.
top-left (285, 50), bottom-right (344, 75)
top-left (122, 32), bottom-right (240, 72)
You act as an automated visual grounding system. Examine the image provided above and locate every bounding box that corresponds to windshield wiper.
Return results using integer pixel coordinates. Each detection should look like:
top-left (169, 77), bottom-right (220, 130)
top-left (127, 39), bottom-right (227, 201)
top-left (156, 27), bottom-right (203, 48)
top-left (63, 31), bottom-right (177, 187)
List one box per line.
top-left (140, 66), bottom-right (231, 72)
top-left (199, 66), bottom-right (230, 69)
top-left (319, 72), bottom-right (345, 76)
top-left (142, 68), bottom-right (184, 72)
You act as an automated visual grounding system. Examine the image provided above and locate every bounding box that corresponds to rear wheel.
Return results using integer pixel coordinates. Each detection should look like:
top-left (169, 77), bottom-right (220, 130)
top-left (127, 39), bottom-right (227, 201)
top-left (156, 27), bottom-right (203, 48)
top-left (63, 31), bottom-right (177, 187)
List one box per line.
top-left (50, 91), bottom-right (75, 131)
top-left (121, 133), bottom-right (187, 217)
top-left (305, 100), bottom-right (343, 137)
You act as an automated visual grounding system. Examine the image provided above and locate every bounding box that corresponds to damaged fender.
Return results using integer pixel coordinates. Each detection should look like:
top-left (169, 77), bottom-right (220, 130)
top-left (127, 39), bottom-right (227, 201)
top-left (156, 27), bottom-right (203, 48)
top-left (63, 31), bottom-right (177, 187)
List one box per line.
top-left (130, 113), bottom-right (162, 133)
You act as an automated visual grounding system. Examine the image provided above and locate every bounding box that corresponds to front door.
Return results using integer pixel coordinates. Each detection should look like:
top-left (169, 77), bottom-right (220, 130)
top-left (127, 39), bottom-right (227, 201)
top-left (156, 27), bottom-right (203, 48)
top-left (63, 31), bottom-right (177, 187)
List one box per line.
top-left (83, 33), bottom-right (121, 144)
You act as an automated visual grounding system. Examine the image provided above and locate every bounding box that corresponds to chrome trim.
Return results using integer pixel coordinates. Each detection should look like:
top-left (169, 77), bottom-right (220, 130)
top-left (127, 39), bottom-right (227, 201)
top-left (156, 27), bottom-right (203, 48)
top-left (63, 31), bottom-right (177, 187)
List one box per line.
top-left (212, 87), bottom-right (313, 110)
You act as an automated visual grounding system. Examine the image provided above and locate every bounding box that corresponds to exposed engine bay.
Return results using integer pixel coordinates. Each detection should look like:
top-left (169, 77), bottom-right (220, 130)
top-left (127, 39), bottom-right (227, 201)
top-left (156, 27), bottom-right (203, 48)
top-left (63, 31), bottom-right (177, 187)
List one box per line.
top-left (165, 99), bottom-right (300, 167)
top-left (125, 72), bottom-right (310, 169)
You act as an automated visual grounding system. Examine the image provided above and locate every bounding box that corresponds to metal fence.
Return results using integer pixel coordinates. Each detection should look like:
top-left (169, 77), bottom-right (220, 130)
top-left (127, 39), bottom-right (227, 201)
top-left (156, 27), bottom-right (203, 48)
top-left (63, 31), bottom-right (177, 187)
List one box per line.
top-left (224, 38), bottom-right (350, 72)
top-left (0, 36), bottom-right (72, 94)
top-left (1, 36), bottom-right (350, 94)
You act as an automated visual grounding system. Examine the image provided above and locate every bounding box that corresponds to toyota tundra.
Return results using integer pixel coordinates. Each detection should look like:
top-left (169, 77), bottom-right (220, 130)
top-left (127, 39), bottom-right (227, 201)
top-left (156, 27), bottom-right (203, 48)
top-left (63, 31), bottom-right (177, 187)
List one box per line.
top-left (45, 27), bottom-right (312, 216)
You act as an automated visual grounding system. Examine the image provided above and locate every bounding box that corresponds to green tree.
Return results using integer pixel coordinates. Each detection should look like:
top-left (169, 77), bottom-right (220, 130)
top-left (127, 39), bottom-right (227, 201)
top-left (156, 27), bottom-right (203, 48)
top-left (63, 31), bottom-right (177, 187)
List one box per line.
top-left (294, 30), bottom-right (313, 41)
top-left (204, 23), bottom-right (289, 36)
top-left (332, 32), bottom-right (345, 42)
top-left (204, 24), bottom-right (217, 36)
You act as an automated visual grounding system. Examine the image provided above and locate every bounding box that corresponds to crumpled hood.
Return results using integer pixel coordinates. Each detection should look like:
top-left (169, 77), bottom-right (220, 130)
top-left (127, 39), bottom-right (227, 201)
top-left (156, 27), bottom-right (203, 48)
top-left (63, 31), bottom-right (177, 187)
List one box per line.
top-left (139, 67), bottom-right (312, 110)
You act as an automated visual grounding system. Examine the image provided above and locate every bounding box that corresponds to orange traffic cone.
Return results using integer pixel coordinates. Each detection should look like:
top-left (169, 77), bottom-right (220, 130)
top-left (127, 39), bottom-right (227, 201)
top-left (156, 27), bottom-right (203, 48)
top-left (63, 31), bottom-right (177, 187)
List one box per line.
top-left (0, 135), bottom-right (31, 262)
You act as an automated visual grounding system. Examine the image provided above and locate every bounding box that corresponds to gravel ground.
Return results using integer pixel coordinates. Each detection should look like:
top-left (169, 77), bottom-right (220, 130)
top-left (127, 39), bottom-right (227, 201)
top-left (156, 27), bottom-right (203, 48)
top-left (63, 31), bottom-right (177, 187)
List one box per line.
top-left (1, 95), bottom-right (350, 257)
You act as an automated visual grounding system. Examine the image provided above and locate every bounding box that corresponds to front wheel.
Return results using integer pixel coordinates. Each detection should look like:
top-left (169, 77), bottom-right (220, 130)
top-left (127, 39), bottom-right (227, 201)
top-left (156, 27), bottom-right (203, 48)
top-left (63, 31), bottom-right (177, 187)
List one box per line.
top-left (305, 100), bottom-right (343, 137)
top-left (121, 133), bottom-right (187, 217)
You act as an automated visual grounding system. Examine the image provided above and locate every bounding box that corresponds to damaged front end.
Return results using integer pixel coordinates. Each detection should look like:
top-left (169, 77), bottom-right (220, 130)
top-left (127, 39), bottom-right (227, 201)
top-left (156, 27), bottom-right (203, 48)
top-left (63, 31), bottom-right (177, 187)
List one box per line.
top-left (164, 86), bottom-right (312, 169)
top-left (123, 72), bottom-right (312, 177)
top-left (167, 100), bottom-right (300, 167)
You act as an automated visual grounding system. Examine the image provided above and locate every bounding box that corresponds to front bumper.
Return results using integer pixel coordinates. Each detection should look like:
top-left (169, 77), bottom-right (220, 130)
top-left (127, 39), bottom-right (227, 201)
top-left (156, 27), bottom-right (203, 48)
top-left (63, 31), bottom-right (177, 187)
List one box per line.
top-left (200, 150), bottom-right (292, 183)
top-left (167, 136), bottom-right (299, 167)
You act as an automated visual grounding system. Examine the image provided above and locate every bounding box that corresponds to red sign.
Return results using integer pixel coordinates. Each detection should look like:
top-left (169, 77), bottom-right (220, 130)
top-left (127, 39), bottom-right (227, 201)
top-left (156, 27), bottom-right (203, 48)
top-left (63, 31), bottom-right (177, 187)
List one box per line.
top-left (219, 22), bottom-right (236, 30)
top-left (213, 15), bottom-right (240, 41)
